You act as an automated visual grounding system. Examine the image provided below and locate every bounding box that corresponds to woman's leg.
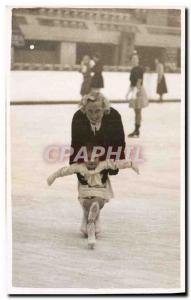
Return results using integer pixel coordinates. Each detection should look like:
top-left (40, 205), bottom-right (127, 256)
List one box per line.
top-left (135, 108), bottom-right (142, 135)
top-left (128, 109), bottom-right (142, 137)
top-left (159, 94), bottom-right (163, 102)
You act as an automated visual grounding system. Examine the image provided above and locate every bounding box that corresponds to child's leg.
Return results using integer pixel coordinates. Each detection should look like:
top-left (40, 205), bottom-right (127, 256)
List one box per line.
top-left (78, 197), bottom-right (89, 237)
top-left (88, 198), bottom-right (106, 238)
top-left (79, 197), bottom-right (99, 238)
top-left (81, 197), bottom-right (106, 248)
top-left (87, 222), bottom-right (96, 249)
top-left (95, 211), bottom-right (101, 235)
top-left (88, 201), bottom-right (100, 222)
top-left (83, 198), bottom-right (100, 249)
top-left (91, 198), bottom-right (105, 235)
top-left (80, 206), bottom-right (88, 237)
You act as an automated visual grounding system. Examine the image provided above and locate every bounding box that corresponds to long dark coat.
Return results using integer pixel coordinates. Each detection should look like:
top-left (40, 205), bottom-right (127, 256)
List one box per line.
top-left (157, 75), bottom-right (168, 95)
top-left (91, 61), bottom-right (104, 88)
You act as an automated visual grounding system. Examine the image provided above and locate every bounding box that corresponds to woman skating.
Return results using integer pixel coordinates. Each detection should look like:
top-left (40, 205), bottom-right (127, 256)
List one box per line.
top-left (70, 91), bottom-right (126, 241)
top-left (126, 54), bottom-right (149, 138)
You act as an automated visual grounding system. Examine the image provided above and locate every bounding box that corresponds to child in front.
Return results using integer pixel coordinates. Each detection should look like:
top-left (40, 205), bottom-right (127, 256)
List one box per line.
top-left (47, 147), bottom-right (139, 249)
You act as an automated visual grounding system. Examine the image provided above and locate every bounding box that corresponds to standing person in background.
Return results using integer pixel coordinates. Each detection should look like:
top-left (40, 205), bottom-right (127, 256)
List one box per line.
top-left (80, 55), bottom-right (92, 97)
top-left (155, 58), bottom-right (168, 103)
top-left (91, 53), bottom-right (104, 93)
top-left (126, 54), bottom-right (149, 138)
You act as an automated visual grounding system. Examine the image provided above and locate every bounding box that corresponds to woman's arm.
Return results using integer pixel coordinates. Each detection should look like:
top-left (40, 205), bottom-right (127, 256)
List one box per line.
top-left (70, 111), bottom-right (86, 164)
top-left (111, 111), bottom-right (126, 159)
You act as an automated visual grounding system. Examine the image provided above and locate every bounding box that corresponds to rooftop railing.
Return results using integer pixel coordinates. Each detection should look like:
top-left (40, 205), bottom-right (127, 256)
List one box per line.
top-left (12, 63), bottom-right (181, 73)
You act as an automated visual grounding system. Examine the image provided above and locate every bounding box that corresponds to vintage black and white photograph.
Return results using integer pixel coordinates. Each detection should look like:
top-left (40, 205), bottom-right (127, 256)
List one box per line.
top-left (7, 6), bottom-right (185, 294)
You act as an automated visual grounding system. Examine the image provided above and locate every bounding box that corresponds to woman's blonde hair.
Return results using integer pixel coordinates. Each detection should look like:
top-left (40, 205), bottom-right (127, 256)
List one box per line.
top-left (79, 92), bottom-right (111, 115)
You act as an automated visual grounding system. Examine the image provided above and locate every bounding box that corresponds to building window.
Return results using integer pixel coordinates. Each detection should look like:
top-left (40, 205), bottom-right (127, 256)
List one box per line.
top-left (13, 16), bottom-right (27, 25)
top-left (38, 18), bottom-right (55, 26)
top-left (76, 43), bottom-right (116, 65)
top-left (14, 40), bottom-right (60, 64)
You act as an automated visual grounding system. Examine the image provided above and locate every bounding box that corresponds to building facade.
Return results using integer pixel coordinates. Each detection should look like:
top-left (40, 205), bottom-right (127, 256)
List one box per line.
top-left (12, 8), bottom-right (181, 71)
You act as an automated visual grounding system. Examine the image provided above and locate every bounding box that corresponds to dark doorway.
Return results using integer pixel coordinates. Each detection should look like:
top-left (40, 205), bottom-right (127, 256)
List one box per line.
top-left (14, 40), bottom-right (60, 64)
top-left (136, 46), bottom-right (164, 71)
top-left (76, 43), bottom-right (116, 66)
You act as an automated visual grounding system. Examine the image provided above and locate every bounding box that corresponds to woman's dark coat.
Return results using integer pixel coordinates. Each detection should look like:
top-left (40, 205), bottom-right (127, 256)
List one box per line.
top-left (70, 107), bottom-right (126, 184)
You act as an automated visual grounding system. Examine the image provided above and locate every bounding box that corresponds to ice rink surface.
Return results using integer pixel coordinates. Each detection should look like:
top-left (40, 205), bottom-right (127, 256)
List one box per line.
top-left (10, 103), bottom-right (181, 290)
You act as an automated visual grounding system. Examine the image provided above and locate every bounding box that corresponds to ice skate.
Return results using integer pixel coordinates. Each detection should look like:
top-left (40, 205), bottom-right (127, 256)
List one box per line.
top-left (128, 130), bottom-right (139, 138)
top-left (87, 222), bottom-right (96, 249)
top-left (128, 124), bottom-right (140, 138)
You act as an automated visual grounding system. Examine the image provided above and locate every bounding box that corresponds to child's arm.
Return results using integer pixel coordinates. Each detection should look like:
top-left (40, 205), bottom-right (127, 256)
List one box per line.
top-left (47, 164), bottom-right (79, 186)
top-left (130, 162), bottom-right (139, 175)
top-left (115, 160), bottom-right (139, 174)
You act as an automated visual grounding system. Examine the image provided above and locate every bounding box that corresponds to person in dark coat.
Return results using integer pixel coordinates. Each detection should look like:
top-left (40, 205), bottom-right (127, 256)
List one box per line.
top-left (155, 58), bottom-right (168, 102)
top-left (70, 91), bottom-right (125, 237)
top-left (90, 54), bottom-right (104, 91)
top-left (70, 92), bottom-right (125, 166)
top-left (80, 55), bottom-right (92, 96)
